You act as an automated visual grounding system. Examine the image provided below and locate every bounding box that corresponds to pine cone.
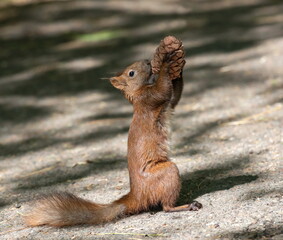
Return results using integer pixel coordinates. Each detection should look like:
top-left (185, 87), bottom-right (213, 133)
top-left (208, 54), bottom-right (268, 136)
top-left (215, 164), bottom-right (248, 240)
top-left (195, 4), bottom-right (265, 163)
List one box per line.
top-left (151, 36), bottom-right (186, 80)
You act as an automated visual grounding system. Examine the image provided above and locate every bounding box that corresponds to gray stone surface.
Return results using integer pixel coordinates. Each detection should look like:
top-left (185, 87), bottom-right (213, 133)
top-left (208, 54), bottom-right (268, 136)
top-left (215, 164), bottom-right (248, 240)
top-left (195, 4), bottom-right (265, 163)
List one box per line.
top-left (0, 0), bottom-right (282, 239)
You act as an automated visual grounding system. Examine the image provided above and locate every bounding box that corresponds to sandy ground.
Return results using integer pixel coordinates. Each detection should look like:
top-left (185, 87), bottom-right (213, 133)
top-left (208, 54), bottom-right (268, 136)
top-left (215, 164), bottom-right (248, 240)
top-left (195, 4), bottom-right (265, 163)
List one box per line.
top-left (0, 0), bottom-right (282, 239)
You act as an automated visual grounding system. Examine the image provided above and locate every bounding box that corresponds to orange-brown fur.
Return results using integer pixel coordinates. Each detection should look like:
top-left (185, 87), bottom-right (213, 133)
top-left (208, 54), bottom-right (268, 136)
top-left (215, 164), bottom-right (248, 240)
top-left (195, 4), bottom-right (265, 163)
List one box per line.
top-left (24, 59), bottom-right (201, 227)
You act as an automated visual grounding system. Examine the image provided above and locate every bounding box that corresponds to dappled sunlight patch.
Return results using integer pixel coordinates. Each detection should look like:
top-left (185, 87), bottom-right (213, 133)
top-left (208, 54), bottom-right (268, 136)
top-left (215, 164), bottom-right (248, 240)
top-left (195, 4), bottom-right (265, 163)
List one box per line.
top-left (256, 13), bottom-right (283, 24)
top-left (53, 29), bottom-right (127, 56)
top-left (54, 39), bottom-right (111, 52)
top-left (13, 154), bottom-right (126, 190)
top-left (0, 19), bottom-right (91, 39)
top-left (239, 186), bottom-right (283, 201)
top-left (132, 19), bottom-right (187, 37)
top-left (0, 58), bottom-right (104, 85)
top-left (0, 0), bottom-right (282, 238)
top-left (58, 57), bottom-right (104, 73)
top-left (0, 64), bottom-right (56, 85)
top-left (75, 30), bottom-right (124, 43)
top-left (223, 103), bottom-right (283, 126)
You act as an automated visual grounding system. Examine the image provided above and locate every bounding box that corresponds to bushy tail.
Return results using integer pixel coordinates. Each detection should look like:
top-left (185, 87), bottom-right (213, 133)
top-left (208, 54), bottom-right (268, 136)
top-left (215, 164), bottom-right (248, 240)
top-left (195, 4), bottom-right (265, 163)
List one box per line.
top-left (24, 192), bottom-right (126, 227)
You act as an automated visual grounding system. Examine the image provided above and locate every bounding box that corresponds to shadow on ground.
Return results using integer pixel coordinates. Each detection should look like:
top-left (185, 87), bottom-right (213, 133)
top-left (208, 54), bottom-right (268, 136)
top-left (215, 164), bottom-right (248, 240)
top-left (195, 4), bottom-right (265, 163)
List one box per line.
top-left (1, 0), bottom-right (282, 161)
top-left (178, 155), bottom-right (258, 204)
top-left (0, 124), bottom-right (129, 157)
top-left (0, 103), bottom-right (51, 124)
top-left (1, 0), bottom-right (282, 95)
top-left (218, 224), bottom-right (283, 239)
top-left (241, 188), bottom-right (283, 201)
top-left (15, 152), bottom-right (127, 190)
top-left (0, 3), bottom-right (282, 238)
top-left (0, 0), bottom-right (282, 200)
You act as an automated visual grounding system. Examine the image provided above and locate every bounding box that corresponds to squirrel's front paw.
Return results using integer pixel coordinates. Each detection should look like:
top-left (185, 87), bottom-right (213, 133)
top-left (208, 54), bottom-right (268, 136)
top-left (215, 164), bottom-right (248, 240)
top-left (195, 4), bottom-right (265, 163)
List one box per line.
top-left (166, 51), bottom-right (185, 79)
top-left (147, 74), bottom-right (158, 85)
top-left (151, 36), bottom-right (185, 80)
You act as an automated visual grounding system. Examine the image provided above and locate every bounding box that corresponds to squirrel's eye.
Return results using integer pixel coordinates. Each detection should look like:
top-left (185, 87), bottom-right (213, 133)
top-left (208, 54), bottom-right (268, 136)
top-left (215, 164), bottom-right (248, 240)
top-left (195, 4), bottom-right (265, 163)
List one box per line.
top-left (128, 70), bottom-right (135, 77)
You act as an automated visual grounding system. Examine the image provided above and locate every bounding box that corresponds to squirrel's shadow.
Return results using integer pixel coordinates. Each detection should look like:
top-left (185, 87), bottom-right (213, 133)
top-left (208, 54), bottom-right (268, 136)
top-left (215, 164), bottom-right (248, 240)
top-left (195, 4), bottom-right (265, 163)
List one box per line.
top-left (177, 155), bottom-right (258, 205)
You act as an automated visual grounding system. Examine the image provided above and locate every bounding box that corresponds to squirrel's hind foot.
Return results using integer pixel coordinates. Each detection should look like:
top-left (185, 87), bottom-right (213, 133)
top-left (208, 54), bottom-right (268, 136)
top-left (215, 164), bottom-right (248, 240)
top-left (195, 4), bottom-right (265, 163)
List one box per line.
top-left (163, 201), bottom-right (202, 212)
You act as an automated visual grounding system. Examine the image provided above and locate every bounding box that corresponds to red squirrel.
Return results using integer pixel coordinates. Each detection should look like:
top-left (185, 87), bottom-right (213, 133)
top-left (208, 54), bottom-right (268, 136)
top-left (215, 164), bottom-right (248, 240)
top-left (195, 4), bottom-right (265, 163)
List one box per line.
top-left (25, 57), bottom-right (202, 227)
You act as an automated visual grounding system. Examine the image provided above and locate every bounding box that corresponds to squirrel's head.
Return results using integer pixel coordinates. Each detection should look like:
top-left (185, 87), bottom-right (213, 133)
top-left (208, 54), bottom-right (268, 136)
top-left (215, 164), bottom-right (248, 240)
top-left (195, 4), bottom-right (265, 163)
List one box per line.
top-left (110, 60), bottom-right (156, 102)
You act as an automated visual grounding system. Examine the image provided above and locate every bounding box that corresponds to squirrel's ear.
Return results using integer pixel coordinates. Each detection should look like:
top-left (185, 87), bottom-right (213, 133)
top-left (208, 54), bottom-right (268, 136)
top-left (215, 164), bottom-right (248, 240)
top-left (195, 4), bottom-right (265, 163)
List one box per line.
top-left (110, 76), bottom-right (127, 90)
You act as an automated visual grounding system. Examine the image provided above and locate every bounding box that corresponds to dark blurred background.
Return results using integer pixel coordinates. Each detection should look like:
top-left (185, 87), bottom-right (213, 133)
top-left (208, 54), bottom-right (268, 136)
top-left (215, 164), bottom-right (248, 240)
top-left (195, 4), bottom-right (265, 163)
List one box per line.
top-left (1, 0), bottom-right (282, 98)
